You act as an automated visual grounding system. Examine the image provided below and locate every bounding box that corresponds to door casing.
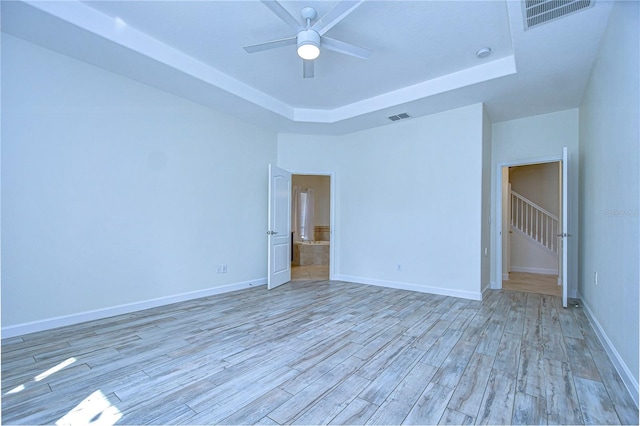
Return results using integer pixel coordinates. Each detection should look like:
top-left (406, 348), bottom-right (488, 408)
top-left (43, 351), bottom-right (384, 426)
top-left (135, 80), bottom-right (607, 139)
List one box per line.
top-left (495, 154), bottom-right (567, 297)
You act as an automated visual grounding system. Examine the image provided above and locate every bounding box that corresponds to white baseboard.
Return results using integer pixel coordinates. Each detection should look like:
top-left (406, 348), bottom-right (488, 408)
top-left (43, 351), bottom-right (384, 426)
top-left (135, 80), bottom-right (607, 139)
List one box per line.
top-left (578, 293), bottom-right (639, 408)
top-left (502, 273), bottom-right (509, 281)
top-left (1, 279), bottom-right (267, 339)
top-left (333, 275), bottom-right (482, 301)
top-left (510, 266), bottom-right (558, 275)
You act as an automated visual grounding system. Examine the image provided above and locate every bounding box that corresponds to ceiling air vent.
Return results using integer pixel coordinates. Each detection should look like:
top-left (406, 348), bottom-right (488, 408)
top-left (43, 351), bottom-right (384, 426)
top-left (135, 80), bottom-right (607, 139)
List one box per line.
top-left (523, 0), bottom-right (594, 30)
top-left (387, 112), bottom-right (411, 122)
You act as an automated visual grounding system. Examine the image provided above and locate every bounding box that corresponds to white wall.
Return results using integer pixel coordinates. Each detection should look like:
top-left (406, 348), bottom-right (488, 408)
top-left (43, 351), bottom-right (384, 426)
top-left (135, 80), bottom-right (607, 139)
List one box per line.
top-left (1, 35), bottom-right (277, 330)
top-left (280, 104), bottom-right (487, 299)
top-left (510, 233), bottom-right (558, 275)
top-left (491, 109), bottom-right (579, 295)
top-left (510, 162), bottom-right (559, 216)
top-left (578, 0), bottom-right (639, 396)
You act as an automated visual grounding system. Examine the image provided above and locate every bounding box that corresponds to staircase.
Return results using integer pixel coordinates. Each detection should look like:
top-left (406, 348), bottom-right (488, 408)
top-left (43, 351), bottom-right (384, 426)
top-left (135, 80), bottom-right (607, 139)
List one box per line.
top-left (510, 190), bottom-right (559, 255)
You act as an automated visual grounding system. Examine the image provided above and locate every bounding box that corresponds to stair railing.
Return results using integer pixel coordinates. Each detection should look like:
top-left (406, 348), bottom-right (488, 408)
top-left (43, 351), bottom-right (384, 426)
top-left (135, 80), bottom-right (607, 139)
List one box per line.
top-left (510, 190), bottom-right (559, 254)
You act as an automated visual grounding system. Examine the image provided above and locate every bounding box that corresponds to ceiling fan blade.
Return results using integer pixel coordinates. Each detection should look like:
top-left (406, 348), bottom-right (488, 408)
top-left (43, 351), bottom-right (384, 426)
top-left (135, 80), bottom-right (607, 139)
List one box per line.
top-left (312, 0), bottom-right (365, 36)
top-left (260, 0), bottom-right (302, 31)
top-left (322, 37), bottom-right (371, 60)
top-left (244, 36), bottom-right (296, 54)
top-left (303, 60), bottom-right (314, 78)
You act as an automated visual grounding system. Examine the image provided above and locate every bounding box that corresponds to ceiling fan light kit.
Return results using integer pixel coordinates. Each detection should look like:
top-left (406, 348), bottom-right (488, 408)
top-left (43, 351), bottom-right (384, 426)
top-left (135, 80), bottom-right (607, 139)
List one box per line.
top-left (297, 30), bottom-right (321, 60)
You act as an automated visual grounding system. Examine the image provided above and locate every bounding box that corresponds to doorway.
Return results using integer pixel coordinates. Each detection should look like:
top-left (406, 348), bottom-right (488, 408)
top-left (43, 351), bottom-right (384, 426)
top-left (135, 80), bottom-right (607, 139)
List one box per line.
top-left (291, 174), bottom-right (331, 281)
top-left (502, 162), bottom-right (561, 296)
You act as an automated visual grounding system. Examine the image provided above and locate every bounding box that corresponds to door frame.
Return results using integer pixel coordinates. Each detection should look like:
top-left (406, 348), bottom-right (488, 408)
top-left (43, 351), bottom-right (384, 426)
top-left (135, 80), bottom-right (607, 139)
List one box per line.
top-left (289, 170), bottom-right (336, 281)
top-left (494, 154), bottom-right (563, 291)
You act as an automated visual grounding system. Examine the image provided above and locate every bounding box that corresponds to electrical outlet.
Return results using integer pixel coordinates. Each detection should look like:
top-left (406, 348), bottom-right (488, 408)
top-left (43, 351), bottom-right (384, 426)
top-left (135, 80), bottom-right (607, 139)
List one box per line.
top-left (594, 271), bottom-right (598, 285)
top-left (216, 264), bottom-right (228, 274)
top-left (222, 264), bottom-right (227, 273)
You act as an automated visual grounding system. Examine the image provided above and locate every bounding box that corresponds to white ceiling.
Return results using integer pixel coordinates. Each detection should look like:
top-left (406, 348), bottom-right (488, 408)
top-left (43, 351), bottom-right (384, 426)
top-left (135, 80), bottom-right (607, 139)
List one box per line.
top-left (2, 0), bottom-right (613, 135)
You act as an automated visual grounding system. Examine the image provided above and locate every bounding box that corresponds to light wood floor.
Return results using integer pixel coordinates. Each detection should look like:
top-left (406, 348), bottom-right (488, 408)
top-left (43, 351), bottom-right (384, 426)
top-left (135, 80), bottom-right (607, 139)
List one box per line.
top-left (2, 281), bottom-right (637, 425)
top-left (291, 264), bottom-right (329, 281)
top-left (503, 271), bottom-right (562, 297)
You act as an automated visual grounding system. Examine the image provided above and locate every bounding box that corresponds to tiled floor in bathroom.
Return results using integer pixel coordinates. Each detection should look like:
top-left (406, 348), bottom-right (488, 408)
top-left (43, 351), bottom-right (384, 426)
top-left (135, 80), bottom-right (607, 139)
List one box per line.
top-left (291, 264), bottom-right (329, 281)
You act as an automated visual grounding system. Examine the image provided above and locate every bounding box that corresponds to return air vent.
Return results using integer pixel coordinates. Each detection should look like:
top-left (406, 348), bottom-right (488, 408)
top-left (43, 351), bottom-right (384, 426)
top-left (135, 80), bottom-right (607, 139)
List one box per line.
top-left (523, 0), bottom-right (594, 29)
top-left (387, 112), bottom-right (411, 122)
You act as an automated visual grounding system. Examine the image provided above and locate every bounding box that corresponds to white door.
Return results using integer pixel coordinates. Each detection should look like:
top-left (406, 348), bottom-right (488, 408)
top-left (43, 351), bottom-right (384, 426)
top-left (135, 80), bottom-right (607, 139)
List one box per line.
top-left (268, 164), bottom-right (292, 289)
top-left (560, 147), bottom-right (569, 307)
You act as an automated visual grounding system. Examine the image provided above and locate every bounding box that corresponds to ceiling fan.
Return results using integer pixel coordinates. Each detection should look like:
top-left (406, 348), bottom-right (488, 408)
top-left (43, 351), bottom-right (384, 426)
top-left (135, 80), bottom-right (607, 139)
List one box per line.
top-left (243, 0), bottom-right (372, 78)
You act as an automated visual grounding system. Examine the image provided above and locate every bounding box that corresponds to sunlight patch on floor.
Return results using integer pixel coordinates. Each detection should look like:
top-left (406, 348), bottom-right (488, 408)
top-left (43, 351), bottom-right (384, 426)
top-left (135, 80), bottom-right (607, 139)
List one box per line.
top-left (4, 357), bottom-right (77, 396)
top-left (35, 357), bottom-right (76, 381)
top-left (56, 389), bottom-right (122, 426)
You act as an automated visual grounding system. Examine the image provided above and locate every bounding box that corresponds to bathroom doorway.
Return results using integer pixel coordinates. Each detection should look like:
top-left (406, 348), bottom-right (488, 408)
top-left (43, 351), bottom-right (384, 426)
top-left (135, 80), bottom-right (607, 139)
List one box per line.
top-left (291, 174), bottom-right (331, 281)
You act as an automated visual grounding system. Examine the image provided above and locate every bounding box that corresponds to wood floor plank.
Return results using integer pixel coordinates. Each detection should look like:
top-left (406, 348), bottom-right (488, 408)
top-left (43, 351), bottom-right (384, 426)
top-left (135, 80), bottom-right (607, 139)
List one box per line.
top-left (448, 308), bottom-right (477, 331)
top-left (522, 293), bottom-right (544, 352)
top-left (180, 353), bottom-right (299, 412)
top-left (557, 306), bottom-right (584, 339)
top-left (282, 342), bottom-right (363, 395)
top-left (439, 300), bottom-right (470, 322)
top-left (420, 329), bottom-right (463, 367)
top-left (573, 376), bottom-right (621, 425)
top-left (403, 310), bottom-right (441, 338)
top-left (475, 369), bottom-right (516, 425)
top-left (475, 318), bottom-right (506, 356)
top-left (186, 366), bottom-right (300, 424)
top-left (353, 324), bottom-right (407, 360)
top-left (459, 313), bottom-right (490, 345)
top-left (358, 346), bottom-right (424, 405)
top-left (431, 339), bottom-right (477, 389)
top-left (438, 408), bottom-right (475, 425)
top-left (412, 320), bottom-right (451, 350)
top-left (503, 272), bottom-right (561, 296)
top-left (121, 382), bottom-right (203, 425)
top-left (220, 388), bottom-right (293, 425)
top-left (564, 336), bottom-right (601, 381)
top-left (504, 306), bottom-right (525, 335)
top-left (447, 352), bottom-right (495, 417)
top-left (403, 382), bottom-right (454, 425)
top-left (492, 331), bottom-right (521, 373)
top-left (329, 397), bottom-right (378, 425)
top-left (516, 346), bottom-right (546, 398)
top-left (1, 281), bottom-right (635, 426)
top-left (365, 362), bottom-right (436, 425)
top-left (542, 307), bottom-right (569, 361)
top-left (544, 358), bottom-right (584, 425)
top-left (512, 391), bottom-right (547, 425)
top-left (292, 373), bottom-right (371, 425)
top-left (289, 332), bottom-right (357, 372)
top-left (582, 329), bottom-right (640, 425)
top-left (267, 356), bottom-right (362, 424)
top-left (356, 334), bottom-right (416, 380)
